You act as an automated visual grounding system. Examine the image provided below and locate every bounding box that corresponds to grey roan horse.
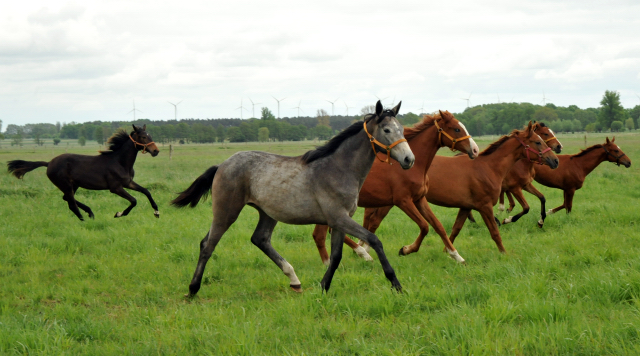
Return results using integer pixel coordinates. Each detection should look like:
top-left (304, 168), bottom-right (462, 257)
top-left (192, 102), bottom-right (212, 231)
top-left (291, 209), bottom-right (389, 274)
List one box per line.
top-left (171, 101), bottom-right (415, 296)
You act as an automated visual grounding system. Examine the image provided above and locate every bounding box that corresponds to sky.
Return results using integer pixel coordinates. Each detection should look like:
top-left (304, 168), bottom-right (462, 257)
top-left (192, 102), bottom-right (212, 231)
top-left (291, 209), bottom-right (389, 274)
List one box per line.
top-left (1, 0), bottom-right (639, 129)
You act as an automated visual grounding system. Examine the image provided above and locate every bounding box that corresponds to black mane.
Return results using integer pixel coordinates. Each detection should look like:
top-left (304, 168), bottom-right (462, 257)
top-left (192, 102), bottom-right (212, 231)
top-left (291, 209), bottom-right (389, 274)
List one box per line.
top-left (100, 129), bottom-right (132, 155)
top-left (300, 121), bottom-right (364, 164)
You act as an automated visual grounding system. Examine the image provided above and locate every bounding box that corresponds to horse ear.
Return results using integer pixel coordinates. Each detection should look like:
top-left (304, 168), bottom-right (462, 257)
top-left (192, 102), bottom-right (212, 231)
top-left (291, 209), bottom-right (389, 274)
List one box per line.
top-left (611, 136), bottom-right (616, 142)
top-left (391, 101), bottom-right (401, 116)
top-left (526, 121), bottom-right (533, 137)
top-left (606, 137), bottom-right (611, 144)
top-left (375, 100), bottom-right (383, 117)
top-left (142, 124), bottom-right (146, 131)
top-left (132, 124), bottom-right (138, 131)
top-left (438, 110), bottom-right (445, 119)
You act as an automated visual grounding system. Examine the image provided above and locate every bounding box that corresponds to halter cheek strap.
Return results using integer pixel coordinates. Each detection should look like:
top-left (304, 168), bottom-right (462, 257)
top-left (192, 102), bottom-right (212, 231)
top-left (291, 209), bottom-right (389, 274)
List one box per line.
top-left (515, 136), bottom-right (552, 165)
top-left (363, 121), bottom-right (407, 164)
top-left (130, 135), bottom-right (155, 154)
top-left (434, 119), bottom-right (471, 151)
top-left (602, 146), bottom-right (626, 166)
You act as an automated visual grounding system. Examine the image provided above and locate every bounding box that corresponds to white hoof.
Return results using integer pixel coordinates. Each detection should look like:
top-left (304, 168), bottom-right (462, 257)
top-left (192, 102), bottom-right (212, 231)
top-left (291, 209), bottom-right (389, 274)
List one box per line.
top-left (538, 218), bottom-right (544, 226)
top-left (498, 204), bottom-right (505, 211)
top-left (447, 249), bottom-right (466, 264)
top-left (546, 209), bottom-right (554, 215)
top-left (354, 246), bottom-right (373, 261)
top-left (358, 240), bottom-right (371, 253)
top-left (322, 259), bottom-right (330, 267)
top-left (115, 212), bottom-right (123, 217)
top-left (503, 216), bottom-right (513, 224)
top-left (154, 210), bottom-right (160, 218)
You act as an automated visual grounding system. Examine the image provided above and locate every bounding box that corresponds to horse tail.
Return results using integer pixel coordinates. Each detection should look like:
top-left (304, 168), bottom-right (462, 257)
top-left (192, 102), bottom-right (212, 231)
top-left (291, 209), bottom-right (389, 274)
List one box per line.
top-left (171, 166), bottom-right (218, 208)
top-left (7, 160), bottom-right (49, 179)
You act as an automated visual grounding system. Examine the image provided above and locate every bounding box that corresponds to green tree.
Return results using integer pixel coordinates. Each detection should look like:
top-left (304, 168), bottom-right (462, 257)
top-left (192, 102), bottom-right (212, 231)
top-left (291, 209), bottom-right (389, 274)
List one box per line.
top-left (53, 137), bottom-right (61, 145)
top-left (215, 125), bottom-right (226, 142)
top-left (399, 112), bottom-right (421, 126)
top-left (532, 107), bottom-right (559, 123)
top-left (629, 105), bottom-right (640, 129)
top-left (261, 107), bottom-right (276, 121)
top-left (610, 121), bottom-right (623, 132)
top-left (585, 123), bottom-right (596, 132)
top-left (11, 128), bottom-right (23, 147)
top-left (625, 118), bottom-right (635, 131)
top-left (598, 90), bottom-right (625, 130)
top-left (258, 127), bottom-right (270, 142)
top-left (227, 127), bottom-right (246, 142)
top-left (78, 136), bottom-right (86, 146)
top-left (95, 127), bottom-right (105, 145)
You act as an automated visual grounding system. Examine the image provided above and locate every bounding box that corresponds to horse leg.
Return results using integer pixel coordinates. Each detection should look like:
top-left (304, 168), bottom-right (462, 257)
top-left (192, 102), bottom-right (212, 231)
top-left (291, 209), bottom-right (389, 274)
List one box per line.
top-left (467, 211), bottom-right (477, 223)
top-left (110, 186), bottom-right (137, 218)
top-left (478, 206), bottom-right (506, 253)
top-left (250, 208), bottom-right (302, 292)
top-left (413, 196), bottom-right (465, 263)
top-left (395, 199), bottom-right (430, 256)
top-left (505, 191), bottom-right (516, 213)
top-left (61, 191), bottom-right (84, 221)
top-left (547, 192), bottom-right (566, 215)
top-left (320, 228), bottom-right (346, 292)
top-left (522, 183), bottom-right (546, 227)
top-left (128, 181), bottom-right (160, 218)
top-left (312, 225), bottom-right (331, 266)
top-left (448, 209), bottom-right (471, 245)
top-left (499, 190), bottom-right (506, 211)
top-left (329, 216), bottom-right (401, 292)
top-left (502, 187), bottom-right (529, 225)
top-left (564, 189), bottom-right (576, 213)
top-left (72, 186), bottom-right (94, 219)
top-left (188, 198), bottom-right (244, 298)
top-left (358, 206), bottom-right (392, 252)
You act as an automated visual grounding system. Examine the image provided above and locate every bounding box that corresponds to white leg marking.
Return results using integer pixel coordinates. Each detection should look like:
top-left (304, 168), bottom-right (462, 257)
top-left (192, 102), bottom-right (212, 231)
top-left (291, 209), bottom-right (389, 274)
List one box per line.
top-left (154, 210), bottom-right (160, 217)
top-left (503, 216), bottom-right (513, 224)
top-left (116, 212), bottom-right (123, 217)
top-left (538, 215), bottom-right (544, 226)
top-left (358, 240), bottom-right (371, 253)
top-left (282, 262), bottom-right (301, 286)
top-left (354, 246), bottom-right (373, 261)
top-left (499, 204), bottom-right (505, 211)
top-left (447, 248), bottom-right (466, 264)
top-left (322, 259), bottom-right (330, 267)
top-left (547, 209), bottom-right (554, 215)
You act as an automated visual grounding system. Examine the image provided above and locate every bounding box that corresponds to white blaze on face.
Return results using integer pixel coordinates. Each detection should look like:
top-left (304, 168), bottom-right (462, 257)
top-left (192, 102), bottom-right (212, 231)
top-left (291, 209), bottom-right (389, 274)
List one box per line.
top-left (458, 122), bottom-right (479, 155)
top-left (549, 129), bottom-right (555, 136)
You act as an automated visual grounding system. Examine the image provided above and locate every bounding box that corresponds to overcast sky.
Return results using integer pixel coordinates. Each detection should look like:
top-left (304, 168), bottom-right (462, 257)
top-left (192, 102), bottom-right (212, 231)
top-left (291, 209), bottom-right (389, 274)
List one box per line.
top-left (1, 0), bottom-right (639, 128)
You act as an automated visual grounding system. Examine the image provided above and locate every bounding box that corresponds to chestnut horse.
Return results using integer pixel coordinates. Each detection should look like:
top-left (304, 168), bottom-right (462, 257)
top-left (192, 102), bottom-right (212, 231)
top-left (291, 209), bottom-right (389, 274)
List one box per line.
top-left (361, 122), bottom-right (559, 256)
top-left (311, 111), bottom-right (479, 265)
top-left (468, 122), bottom-right (563, 227)
top-left (533, 137), bottom-right (630, 219)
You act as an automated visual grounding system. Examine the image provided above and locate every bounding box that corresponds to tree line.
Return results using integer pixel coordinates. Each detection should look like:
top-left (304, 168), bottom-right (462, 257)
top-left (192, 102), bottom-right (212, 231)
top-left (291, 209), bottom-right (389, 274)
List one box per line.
top-left (2, 91), bottom-right (638, 146)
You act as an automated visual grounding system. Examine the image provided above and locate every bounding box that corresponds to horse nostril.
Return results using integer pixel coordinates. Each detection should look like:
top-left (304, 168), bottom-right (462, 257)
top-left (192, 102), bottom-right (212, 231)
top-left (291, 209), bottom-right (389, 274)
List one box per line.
top-left (404, 157), bottom-right (410, 163)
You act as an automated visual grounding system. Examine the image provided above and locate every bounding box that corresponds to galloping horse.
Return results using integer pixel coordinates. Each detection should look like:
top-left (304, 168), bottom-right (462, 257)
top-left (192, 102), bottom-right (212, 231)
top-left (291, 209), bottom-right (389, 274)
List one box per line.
top-left (311, 110), bottom-right (479, 266)
top-left (7, 125), bottom-right (160, 221)
top-left (533, 137), bottom-right (630, 218)
top-left (171, 102), bottom-right (414, 296)
top-left (363, 122), bottom-right (558, 255)
top-left (469, 122), bottom-right (563, 227)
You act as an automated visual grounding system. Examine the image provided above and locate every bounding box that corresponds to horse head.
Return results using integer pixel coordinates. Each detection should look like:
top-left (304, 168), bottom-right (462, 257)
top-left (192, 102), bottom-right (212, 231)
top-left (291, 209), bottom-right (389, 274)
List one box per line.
top-left (533, 122), bottom-right (563, 154)
top-left (131, 124), bottom-right (160, 157)
top-left (603, 137), bottom-right (631, 168)
top-left (517, 121), bottom-right (559, 169)
top-left (436, 110), bottom-right (479, 159)
top-left (365, 100), bottom-right (415, 169)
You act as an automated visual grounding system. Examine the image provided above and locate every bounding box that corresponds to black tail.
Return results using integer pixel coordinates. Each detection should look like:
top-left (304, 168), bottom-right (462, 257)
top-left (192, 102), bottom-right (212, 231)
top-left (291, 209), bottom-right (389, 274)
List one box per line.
top-left (171, 166), bottom-right (218, 208)
top-left (7, 160), bottom-right (49, 179)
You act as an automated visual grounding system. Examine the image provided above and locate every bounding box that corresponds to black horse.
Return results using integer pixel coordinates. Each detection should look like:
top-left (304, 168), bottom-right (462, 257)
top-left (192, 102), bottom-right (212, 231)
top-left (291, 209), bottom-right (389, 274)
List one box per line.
top-left (7, 125), bottom-right (160, 221)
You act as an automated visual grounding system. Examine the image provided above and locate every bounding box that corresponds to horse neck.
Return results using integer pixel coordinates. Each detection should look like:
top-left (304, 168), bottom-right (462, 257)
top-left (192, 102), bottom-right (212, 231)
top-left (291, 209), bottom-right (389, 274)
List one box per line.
top-left (331, 130), bottom-right (377, 185)
top-left (407, 125), bottom-right (440, 178)
top-left (572, 148), bottom-right (607, 176)
top-left (113, 140), bottom-right (139, 169)
top-left (476, 137), bottom-right (525, 180)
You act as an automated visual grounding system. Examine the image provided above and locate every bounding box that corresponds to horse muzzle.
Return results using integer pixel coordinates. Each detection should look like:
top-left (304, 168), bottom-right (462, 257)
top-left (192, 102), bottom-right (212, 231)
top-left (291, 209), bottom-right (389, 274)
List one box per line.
top-left (392, 142), bottom-right (415, 170)
top-left (546, 157), bottom-right (559, 169)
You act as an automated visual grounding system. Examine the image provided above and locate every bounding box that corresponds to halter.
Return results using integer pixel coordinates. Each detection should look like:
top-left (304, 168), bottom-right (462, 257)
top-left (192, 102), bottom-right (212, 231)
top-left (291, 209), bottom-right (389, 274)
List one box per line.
top-left (434, 119), bottom-right (471, 151)
top-left (533, 126), bottom-right (560, 145)
top-left (515, 135), bottom-right (552, 165)
top-left (363, 121), bottom-right (407, 164)
top-left (602, 146), bottom-right (627, 166)
top-left (130, 135), bottom-right (155, 154)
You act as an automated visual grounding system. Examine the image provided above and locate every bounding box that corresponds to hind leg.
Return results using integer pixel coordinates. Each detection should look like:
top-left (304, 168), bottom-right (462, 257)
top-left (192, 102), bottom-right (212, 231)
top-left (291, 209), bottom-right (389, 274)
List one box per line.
top-left (250, 207), bottom-right (301, 292)
top-left (522, 183), bottom-right (546, 227)
top-left (357, 206), bottom-right (393, 253)
top-left (62, 192), bottom-right (84, 221)
top-left (72, 186), bottom-right (94, 219)
top-left (502, 187), bottom-right (529, 225)
top-left (312, 225), bottom-right (331, 266)
top-left (111, 186), bottom-right (137, 218)
top-left (478, 205), bottom-right (506, 253)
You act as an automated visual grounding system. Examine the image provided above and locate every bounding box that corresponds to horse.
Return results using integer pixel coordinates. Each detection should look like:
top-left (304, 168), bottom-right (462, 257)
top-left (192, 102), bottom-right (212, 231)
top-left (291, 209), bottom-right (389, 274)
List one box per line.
top-left (310, 110), bottom-right (479, 266)
top-left (170, 101), bottom-right (415, 296)
top-left (7, 125), bottom-right (160, 221)
top-left (468, 122), bottom-right (563, 227)
top-left (533, 137), bottom-right (630, 217)
top-left (362, 122), bottom-right (559, 256)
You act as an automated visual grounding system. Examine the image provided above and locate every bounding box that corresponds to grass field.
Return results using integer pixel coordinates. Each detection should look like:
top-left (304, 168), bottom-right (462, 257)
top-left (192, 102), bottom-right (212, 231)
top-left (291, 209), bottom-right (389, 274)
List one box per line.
top-left (1, 132), bottom-right (639, 355)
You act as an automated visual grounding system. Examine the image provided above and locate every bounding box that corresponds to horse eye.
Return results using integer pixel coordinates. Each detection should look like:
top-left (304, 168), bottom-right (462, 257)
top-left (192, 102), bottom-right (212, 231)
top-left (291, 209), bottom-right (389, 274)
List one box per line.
top-left (383, 129), bottom-right (391, 133)
top-left (536, 142), bottom-right (541, 145)
top-left (454, 128), bottom-right (460, 132)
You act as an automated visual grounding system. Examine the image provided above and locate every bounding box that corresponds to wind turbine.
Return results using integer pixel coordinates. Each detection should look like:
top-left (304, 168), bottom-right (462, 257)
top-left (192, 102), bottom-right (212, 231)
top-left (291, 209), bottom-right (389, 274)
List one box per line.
top-left (326, 98), bottom-right (339, 116)
top-left (344, 102), bottom-right (355, 116)
top-left (292, 100), bottom-right (304, 118)
top-left (272, 96), bottom-right (286, 118)
top-left (460, 93), bottom-right (472, 108)
top-left (541, 92), bottom-right (551, 105)
top-left (418, 101), bottom-right (425, 114)
top-left (374, 95), bottom-right (389, 106)
top-left (128, 99), bottom-right (142, 121)
top-left (235, 98), bottom-right (249, 119)
top-left (497, 94), bottom-right (501, 104)
top-left (167, 100), bottom-right (183, 120)
top-left (248, 98), bottom-right (261, 118)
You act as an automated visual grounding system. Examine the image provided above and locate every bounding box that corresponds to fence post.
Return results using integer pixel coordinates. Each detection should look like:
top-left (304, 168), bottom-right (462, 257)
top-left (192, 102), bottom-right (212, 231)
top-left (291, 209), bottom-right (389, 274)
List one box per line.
top-left (170, 144), bottom-right (173, 160)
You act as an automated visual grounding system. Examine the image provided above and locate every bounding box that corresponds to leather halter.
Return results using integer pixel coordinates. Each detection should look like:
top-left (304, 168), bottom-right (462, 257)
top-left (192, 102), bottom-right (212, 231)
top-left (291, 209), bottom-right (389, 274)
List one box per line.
top-left (363, 121), bottom-right (407, 164)
top-left (130, 135), bottom-right (155, 154)
top-left (434, 119), bottom-right (471, 151)
top-left (515, 135), bottom-right (552, 165)
top-left (602, 146), bottom-right (627, 166)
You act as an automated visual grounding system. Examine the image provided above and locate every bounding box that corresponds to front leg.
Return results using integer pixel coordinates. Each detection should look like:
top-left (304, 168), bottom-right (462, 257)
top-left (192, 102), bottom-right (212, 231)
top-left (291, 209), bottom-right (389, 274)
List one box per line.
top-left (128, 181), bottom-right (160, 218)
top-left (111, 186), bottom-right (137, 218)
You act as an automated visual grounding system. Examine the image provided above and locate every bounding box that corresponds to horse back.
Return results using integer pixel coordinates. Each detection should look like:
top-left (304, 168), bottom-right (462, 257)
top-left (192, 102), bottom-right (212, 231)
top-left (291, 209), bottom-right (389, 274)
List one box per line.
top-left (46, 153), bottom-right (126, 190)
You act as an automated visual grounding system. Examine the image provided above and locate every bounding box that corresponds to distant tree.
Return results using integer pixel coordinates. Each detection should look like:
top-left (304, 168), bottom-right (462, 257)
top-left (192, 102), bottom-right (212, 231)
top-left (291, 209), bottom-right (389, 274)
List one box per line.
top-left (572, 119), bottom-right (582, 132)
top-left (312, 125), bottom-right (332, 140)
top-left (258, 127), bottom-right (270, 142)
top-left (94, 127), bottom-right (105, 145)
top-left (532, 107), bottom-right (559, 123)
top-left (585, 123), bottom-right (596, 132)
top-left (610, 121), bottom-right (623, 132)
top-left (317, 109), bottom-right (330, 128)
top-left (0, 119), bottom-right (3, 133)
top-left (625, 118), bottom-right (635, 131)
top-left (360, 105), bottom-right (376, 116)
top-left (11, 128), bottom-right (23, 147)
top-left (562, 120), bottom-right (574, 133)
top-left (53, 137), bottom-right (61, 145)
top-left (598, 90), bottom-right (625, 130)
top-left (78, 136), bottom-right (86, 146)
top-left (227, 127), bottom-right (246, 142)
top-left (629, 105), bottom-right (640, 129)
top-left (215, 125), bottom-right (226, 142)
top-left (261, 107), bottom-right (276, 121)
top-left (399, 112), bottom-right (421, 126)
top-left (55, 121), bottom-right (61, 133)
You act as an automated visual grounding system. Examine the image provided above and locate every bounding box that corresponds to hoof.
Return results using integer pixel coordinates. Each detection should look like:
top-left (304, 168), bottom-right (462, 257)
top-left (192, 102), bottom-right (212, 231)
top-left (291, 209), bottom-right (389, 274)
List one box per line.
top-left (290, 284), bottom-right (303, 293)
top-left (392, 283), bottom-right (403, 293)
top-left (322, 259), bottom-right (330, 267)
top-left (399, 246), bottom-right (409, 256)
top-left (354, 246), bottom-right (373, 261)
top-left (114, 212), bottom-right (123, 218)
top-left (537, 219), bottom-right (544, 228)
top-left (154, 210), bottom-right (160, 218)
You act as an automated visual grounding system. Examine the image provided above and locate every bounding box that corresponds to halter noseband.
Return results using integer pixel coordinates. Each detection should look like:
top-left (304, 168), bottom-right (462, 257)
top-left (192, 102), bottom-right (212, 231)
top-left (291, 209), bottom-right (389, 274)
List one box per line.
top-left (602, 146), bottom-right (626, 166)
top-left (130, 135), bottom-right (155, 154)
top-left (434, 119), bottom-right (471, 151)
top-left (515, 135), bottom-right (552, 165)
top-left (363, 121), bottom-right (407, 164)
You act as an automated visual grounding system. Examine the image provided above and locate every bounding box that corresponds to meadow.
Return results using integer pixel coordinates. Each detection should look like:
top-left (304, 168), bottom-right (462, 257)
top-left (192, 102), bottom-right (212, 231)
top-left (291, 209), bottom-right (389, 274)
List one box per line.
top-left (0, 131), bottom-right (639, 355)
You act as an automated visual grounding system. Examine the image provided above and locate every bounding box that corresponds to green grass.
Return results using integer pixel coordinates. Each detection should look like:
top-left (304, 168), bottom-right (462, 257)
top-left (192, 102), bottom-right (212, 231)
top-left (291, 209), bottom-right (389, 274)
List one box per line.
top-left (1, 132), bottom-right (639, 355)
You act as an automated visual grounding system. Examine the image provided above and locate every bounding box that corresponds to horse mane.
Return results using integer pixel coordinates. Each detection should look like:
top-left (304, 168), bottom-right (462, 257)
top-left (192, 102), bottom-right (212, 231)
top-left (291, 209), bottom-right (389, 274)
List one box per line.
top-left (300, 121), bottom-right (364, 164)
top-left (571, 144), bottom-right (603, 159)
top-left (479, 129), bottom-right (521, 156)
top-left (99, 129), bottom-right (132, 155)
top-left (403, 113), bottom-right (438, 141)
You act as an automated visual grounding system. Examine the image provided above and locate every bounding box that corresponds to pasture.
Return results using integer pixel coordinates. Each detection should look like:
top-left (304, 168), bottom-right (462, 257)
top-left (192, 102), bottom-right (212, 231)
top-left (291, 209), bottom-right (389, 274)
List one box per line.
top-left (1, 132), bottom-right (639, 355)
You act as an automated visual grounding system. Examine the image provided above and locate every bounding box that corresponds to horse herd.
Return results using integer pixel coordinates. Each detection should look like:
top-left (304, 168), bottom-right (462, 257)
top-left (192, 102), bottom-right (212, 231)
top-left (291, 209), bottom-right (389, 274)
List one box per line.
top-left (6, 101), bottom-right (631, 297)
